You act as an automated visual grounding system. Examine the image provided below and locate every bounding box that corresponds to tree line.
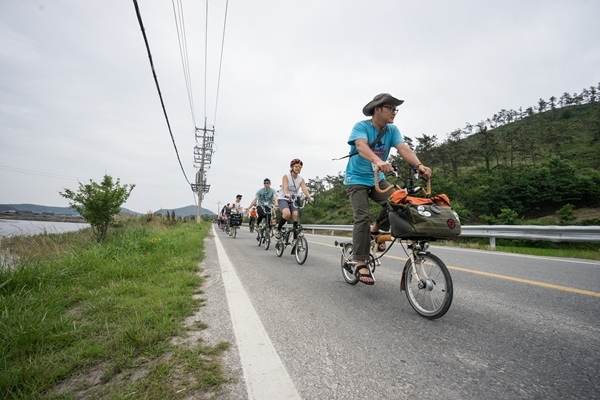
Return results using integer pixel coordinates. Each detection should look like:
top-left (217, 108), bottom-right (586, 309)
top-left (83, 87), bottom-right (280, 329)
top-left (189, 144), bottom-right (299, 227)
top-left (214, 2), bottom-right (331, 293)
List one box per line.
top-left (303, 83), bottom-right (600, 225)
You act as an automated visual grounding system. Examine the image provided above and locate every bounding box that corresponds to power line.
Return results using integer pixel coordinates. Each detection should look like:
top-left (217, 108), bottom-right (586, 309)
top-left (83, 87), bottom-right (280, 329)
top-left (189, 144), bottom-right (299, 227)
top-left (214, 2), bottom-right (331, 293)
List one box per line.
top-left (0, 164), bottom-right (82, 181)
top-left (203, 0), bottom-right (209, 120)
top-left (171, 0), bottom-right (196, 127)
top-left (132, 0), bottom-right (191, 186)
top-left (213, 0), bottom-right (229, 126)
top-left (132, 1), bottom-right (230, 218)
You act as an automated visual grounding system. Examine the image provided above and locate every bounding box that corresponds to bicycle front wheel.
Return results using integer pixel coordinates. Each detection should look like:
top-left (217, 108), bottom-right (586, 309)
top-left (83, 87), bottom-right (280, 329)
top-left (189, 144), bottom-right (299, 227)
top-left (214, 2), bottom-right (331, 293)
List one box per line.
top-left (275, 238), bottom-right (284, 257)
top-left (264, 227), bottom-right (271, 250)
top-left (403, 253), bottom-right (453, 319)
top-left (294, 236), bottom-right (308, 265)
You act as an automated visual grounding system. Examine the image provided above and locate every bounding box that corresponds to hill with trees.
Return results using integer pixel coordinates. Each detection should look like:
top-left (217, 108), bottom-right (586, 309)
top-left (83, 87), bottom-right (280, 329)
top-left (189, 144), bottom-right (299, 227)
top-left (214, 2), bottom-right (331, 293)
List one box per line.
top-left (303, 83), bottom-right (600, 225)
top-left (0, 204), bottom-right (216, 219)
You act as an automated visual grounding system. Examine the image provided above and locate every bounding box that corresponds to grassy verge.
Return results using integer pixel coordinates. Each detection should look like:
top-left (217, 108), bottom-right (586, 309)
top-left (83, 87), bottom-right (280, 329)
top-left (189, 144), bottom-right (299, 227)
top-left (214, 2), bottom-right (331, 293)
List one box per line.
top-left (0, 217), bottom-right (232, 399)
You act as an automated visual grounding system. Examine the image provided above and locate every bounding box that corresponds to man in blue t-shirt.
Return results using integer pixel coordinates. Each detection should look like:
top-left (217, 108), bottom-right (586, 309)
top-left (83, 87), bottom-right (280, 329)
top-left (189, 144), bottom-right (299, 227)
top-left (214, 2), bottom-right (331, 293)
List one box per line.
top-left (247, 178), bottom-right (278, 229)
top-left (344, 93), bottom-right (432, 285)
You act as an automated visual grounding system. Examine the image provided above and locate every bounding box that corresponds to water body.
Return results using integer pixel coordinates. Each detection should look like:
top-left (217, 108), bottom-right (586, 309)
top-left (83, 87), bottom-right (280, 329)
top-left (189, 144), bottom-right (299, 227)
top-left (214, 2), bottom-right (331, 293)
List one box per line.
top-left (0, 219), bottom-right (90, 238)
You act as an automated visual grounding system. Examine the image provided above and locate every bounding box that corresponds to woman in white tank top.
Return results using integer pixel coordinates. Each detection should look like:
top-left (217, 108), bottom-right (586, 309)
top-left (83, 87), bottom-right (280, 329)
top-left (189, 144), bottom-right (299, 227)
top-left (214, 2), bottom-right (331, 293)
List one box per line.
top-left (275, 158), bottom-right (314, 237)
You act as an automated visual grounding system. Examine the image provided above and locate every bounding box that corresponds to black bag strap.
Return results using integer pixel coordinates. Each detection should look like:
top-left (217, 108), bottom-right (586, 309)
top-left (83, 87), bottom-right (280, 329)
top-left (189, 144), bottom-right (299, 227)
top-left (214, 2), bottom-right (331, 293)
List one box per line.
top-left (332, 126), bottom-right (387, 161)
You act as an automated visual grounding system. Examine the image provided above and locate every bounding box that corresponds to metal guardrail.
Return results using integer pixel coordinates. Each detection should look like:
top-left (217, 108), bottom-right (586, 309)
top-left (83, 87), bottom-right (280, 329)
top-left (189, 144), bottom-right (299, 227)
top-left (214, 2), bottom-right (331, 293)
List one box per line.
top-left (301, 224), bottom-right (600, 250)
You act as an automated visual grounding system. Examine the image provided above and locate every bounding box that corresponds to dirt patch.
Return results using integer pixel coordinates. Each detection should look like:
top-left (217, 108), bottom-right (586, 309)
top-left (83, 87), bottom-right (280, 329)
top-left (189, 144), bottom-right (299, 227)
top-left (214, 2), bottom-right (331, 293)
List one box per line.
top-left (531, 207), bottom-right (600, 223)
top-left (574, 208), bottom-right (600, 219)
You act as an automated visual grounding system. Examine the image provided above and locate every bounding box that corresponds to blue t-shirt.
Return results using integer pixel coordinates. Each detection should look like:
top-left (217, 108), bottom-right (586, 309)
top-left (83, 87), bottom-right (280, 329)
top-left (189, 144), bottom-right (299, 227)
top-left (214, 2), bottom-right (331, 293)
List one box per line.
top-left (344, 120), bottom-right (403, 186)
top-left (255, 187), bottom-right (276, 207)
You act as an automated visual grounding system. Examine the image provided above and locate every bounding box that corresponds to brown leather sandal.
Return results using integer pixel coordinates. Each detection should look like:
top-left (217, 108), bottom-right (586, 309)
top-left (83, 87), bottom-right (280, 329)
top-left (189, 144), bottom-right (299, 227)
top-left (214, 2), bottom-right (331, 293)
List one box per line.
top-left (355, 265), bottom-right (375, 285)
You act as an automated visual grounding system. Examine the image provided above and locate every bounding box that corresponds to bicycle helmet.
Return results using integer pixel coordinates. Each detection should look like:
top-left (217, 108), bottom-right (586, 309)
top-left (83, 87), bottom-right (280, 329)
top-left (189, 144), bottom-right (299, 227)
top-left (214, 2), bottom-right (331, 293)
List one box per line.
top-left (290, 158), bottom-right (303, 168)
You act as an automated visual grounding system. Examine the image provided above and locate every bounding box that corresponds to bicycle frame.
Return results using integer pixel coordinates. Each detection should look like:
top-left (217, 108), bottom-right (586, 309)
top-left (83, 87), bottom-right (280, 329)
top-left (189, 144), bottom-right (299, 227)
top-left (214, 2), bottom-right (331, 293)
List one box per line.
top-left (256, 205), bottom-right (277, 250)
top-left (257, 205), bottom-right (276, 233)
top-left (289, 195), bottom-right (308, 235)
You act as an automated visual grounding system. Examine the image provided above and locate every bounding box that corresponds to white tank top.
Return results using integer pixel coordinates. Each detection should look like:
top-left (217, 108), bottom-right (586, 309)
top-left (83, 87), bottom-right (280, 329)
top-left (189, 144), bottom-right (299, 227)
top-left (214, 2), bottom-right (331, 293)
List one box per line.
top-left (277, 173), bottom-right (303, 200)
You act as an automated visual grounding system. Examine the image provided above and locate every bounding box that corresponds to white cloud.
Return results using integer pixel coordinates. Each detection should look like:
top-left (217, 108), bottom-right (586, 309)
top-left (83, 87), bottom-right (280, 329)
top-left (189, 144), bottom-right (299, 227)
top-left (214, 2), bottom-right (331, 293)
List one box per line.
top-left (1, 0), bottom-right (599, 214)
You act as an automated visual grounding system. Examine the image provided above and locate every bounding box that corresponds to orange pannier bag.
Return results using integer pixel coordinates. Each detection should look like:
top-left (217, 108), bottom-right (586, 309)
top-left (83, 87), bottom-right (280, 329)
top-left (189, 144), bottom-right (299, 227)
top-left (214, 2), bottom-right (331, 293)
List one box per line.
top-left (389, 190), bottom-right (451, 207)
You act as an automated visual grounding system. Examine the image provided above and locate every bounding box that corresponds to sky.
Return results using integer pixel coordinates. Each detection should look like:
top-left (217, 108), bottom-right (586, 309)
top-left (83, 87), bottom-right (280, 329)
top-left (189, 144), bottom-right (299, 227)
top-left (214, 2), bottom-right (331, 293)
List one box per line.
top-left (1, 0), bottom-right (599, 215)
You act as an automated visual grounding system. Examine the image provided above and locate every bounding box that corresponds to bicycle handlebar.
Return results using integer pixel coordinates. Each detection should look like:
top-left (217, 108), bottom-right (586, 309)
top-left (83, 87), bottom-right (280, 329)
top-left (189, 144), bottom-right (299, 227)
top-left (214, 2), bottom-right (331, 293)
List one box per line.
top-left (373, 163), bottom-right (431, 196)
top-left (289, 194), bottom-right (312, 209)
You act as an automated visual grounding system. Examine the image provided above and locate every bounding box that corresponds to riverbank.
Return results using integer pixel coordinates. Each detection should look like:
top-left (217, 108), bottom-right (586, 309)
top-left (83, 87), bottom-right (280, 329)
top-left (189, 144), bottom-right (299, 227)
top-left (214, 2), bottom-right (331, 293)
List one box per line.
top-left (0, 219), bottom-right (231, 398)
top-left (0, 219), bottom-right (90, 238)
top-left (0, 213), bottom-right (85, 223)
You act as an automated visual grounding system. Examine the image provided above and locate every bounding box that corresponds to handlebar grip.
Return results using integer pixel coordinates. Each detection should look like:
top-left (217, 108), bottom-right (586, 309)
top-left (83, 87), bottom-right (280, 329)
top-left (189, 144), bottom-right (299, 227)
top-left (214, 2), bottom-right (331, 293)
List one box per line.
top-left (374, 169), bottom-right (396, 194)
top-left (376, 234), bottom-right (392, 243)
top-left (424, 179), bottom-right (431, 197)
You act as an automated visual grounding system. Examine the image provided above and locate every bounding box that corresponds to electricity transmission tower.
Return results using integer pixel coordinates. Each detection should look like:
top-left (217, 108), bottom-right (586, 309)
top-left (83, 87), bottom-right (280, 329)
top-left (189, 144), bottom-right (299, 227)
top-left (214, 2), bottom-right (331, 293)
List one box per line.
top-left (191, 123), bottom-right (215, 222)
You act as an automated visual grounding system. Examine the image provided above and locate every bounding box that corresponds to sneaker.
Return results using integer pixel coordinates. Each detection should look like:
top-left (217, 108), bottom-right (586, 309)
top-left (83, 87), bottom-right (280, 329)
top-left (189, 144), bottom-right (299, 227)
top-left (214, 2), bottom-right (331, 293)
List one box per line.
top-left (275, 230), bottom-right (282, 239)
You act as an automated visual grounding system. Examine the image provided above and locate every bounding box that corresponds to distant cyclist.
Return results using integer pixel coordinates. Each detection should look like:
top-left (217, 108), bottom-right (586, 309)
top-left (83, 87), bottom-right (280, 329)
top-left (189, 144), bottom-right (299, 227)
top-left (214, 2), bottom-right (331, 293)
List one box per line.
top-left (248, 178), bottom-right (278, 230)
top-left (275, 158), bottom-right (313, 239)
top-left (248, 206), bottom-right (258, 232)
top-left (230, 194), bottom-right (243, 215)
top-left (228, 194), bottom-right (243, 235)
top-left (220, 203), bottom-right (231, 232)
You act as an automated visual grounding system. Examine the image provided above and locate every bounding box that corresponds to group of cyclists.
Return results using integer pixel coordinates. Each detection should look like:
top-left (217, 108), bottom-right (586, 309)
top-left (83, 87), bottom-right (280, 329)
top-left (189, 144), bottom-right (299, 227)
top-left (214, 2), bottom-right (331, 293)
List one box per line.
top-left (211, 95), bottom-right (455, 318)
top-left (216, 158), bottom-right (315, 239)
top-left (216, 92), bottom-right (432, 286)
top-left (212, 93), bottom-right (458, 319)
top-left (216, 194), bottom-right (244, 235)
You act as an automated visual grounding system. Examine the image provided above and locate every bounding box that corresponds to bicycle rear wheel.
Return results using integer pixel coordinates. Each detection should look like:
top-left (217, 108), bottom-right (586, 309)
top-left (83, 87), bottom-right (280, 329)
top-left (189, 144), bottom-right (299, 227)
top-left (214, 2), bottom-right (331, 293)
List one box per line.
top-left (264, 227), bottom-right (271, 250)
top-left (403, 253), bottom-right (452, 319)
top-left (232, 226), bottom-right (237, 239)
top-left (340, 243), bottom-right (358, 285)
top-left (294, 235), bottom-right (308, 265)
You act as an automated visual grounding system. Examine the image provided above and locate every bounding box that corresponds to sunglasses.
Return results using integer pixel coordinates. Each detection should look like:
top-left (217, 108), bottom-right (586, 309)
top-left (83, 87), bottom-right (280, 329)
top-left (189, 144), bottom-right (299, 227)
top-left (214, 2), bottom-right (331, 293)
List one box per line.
top-left (381, 105), bottom-right (398, 114)
top-left (293, 164), bottom-right (303, 169)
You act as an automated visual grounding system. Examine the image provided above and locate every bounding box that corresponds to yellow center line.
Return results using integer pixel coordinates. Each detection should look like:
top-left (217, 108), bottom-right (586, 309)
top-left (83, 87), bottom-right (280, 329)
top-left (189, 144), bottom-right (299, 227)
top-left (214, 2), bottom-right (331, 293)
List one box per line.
top-left (310, 240), bottom-right (600, 298)
top-left (447, 265), bottom-right (600, 298)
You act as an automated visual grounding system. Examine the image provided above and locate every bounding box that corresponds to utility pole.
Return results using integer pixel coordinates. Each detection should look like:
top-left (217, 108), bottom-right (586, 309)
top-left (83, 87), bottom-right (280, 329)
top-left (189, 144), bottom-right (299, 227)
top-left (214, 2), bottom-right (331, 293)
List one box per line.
top-left (191, 118), bottom-right (215, 222)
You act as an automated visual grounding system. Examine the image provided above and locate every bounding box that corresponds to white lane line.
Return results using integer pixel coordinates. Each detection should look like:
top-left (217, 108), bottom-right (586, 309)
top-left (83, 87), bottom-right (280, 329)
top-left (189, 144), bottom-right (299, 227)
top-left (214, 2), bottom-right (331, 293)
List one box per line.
top-left (213, 227), bottom-right (301, 400)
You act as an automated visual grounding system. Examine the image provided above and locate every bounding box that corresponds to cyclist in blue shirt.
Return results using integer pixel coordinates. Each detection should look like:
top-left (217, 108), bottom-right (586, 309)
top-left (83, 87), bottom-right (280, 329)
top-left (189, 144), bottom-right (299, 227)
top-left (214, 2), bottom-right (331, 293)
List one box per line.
top-left (345, 93), bottom-right (431, 285)
top-left (248, 178), bottom-right (278, 230)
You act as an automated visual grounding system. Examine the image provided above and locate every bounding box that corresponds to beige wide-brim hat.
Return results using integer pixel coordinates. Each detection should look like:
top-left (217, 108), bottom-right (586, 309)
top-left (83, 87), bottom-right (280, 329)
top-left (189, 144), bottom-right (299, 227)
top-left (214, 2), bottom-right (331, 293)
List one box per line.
top-left (362, 93), bottom-right (404, 116)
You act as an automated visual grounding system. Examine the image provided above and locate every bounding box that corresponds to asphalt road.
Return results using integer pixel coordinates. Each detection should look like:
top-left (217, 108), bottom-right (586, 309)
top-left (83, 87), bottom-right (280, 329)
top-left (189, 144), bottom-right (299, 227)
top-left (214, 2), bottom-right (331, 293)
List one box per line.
top-left (197, 225), bottom-right (600, 400)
